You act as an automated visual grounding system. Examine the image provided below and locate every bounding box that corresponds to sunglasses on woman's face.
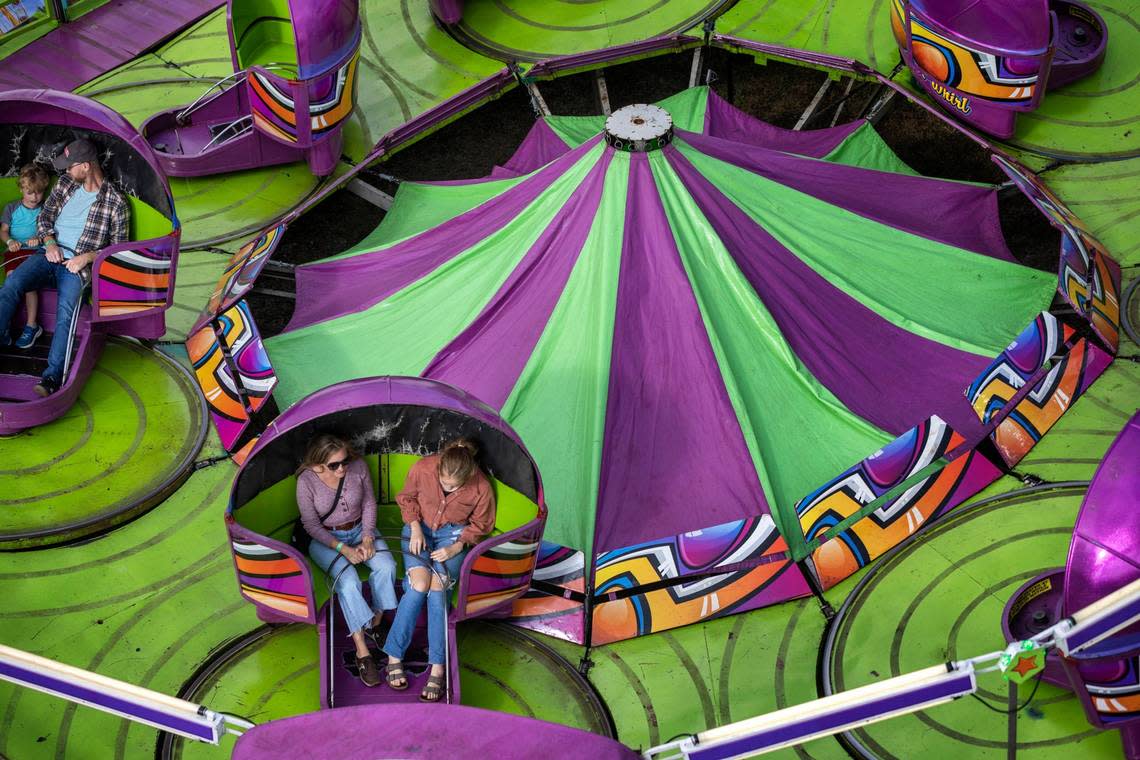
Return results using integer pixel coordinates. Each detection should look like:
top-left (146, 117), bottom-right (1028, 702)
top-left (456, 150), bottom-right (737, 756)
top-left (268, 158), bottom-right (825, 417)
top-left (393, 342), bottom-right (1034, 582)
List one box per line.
top-left (325, 459), bottom-right (348, 471)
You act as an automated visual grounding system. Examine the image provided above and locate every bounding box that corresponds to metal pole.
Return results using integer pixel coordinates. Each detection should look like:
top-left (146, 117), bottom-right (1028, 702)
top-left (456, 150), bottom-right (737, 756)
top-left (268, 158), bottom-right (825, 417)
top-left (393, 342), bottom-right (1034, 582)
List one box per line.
top-left (1007, 682), bottom-right (1018, 760)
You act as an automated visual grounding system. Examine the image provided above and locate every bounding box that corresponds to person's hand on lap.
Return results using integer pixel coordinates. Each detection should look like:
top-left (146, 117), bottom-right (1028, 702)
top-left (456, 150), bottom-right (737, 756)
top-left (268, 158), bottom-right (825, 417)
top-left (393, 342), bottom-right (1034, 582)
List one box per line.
top-left (430, 543), bottom-right (462, 562)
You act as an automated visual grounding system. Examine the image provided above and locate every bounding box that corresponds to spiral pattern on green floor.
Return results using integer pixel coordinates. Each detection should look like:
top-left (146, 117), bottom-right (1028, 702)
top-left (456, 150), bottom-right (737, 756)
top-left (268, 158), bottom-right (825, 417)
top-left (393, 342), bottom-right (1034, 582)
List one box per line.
top-left (720, 0), bottom-right (1140, 162)
top-left (824, 486), bottom-right (1127, 760)
top-left (449, 0), bottom-right (732, 62)
top-left (162, 621), bottom-right (612, 759)
top-left (0, 339), bottom-right (206, 549)
top-left (1009, 0), bottom-right (1140, 160)
top-left (540, 594), bottom-right (847, 759)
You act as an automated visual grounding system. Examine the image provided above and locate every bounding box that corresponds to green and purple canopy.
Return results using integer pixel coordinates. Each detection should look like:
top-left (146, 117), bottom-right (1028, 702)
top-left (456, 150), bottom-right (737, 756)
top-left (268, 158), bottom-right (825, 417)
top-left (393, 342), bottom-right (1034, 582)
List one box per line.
top-left (267, 87), bottom-right (1053, 558)
top-left (255, 86), bottom-right (1091, 641)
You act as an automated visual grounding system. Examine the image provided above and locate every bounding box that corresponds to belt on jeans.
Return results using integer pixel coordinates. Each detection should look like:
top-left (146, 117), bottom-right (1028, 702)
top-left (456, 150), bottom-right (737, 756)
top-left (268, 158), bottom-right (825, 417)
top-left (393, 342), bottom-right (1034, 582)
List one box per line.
top-left (329, 519), bottom-right (359, 532)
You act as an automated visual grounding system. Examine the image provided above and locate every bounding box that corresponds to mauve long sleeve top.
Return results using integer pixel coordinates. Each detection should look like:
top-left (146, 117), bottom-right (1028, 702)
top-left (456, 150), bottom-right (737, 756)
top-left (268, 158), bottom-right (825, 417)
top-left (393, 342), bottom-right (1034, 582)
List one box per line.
top-left (296, 458), bottom-right (377, 549)
top-left (396, 455), bottom-right (496, 546)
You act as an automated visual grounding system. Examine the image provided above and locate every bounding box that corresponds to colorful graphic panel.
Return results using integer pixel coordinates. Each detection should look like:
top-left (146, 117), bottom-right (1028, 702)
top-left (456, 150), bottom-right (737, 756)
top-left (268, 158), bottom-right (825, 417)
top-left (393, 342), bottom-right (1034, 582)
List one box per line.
top-left (590, 516), bottom-right (808, 644)
top-left (186, 301), bottom-right (277, 451)
top-left (967, 312), bottom-right (1070, 423)
top-left (893, 0), bottom-right (1043, 113)
top-left (1064, 654), bottom-right (1140, 726)
top-left (965, 310), bottom-right (1113, 466)
top-left (460, 524), bottom-right (543, 618)
top-left (994, 155), bottom-right (1121, 352)
top-left (229, 533), bottom-right (313, 621)
top-left (307, 51), bottom-right (359, 140)
top-left (797, 416), bottom-right (1003, 588)
top-left (248, 51), bottom-right (359, 146)
top-left (508, 542), bottom-right (586, 642)
top-left (1061, 234), bottom-right (1121, 353)
top-left (980, 338), bottom-right (1113, 466)
top-left (811, 449), bottom-right (1003, 588)
top-left (94, 241), bottom-right (175, 318)
top-left (232, 436), bottom-right (259, 467)
top-left (201, 224), bottom-right (285, 326)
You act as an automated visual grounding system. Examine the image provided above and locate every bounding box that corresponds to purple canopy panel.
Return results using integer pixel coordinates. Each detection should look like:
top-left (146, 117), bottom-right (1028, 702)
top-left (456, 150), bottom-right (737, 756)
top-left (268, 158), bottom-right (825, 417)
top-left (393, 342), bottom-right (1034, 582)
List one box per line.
top-left (423, 151), bottom-right (614, 407)
top-left (704, 88), bottom-right (862, 157)
top-left (1063, 413), bottom-right (1140, 626)
top-left (664, 144), bottom-right (991, 442)
top-left (910, 0), bottom-right (1051, 54)
top-left (491, 119), bottom-right (577, 178)
top-left (232, 704), bottom-right (639, 760)
top-left (676, 129), bottom-right (1014, 261)
top-left (429, 0), bottom-right (464, 25)
top-left (286, 137), bottom-right (603, 332)
top-left (593, 153), bottom-right (771, 553)
top-left (0, 0), bottom-right (221, 92)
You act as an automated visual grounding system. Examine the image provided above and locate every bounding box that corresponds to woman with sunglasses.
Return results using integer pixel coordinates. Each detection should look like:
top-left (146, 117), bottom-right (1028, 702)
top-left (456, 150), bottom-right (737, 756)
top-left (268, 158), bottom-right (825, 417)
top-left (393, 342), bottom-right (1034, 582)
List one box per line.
top-left (297, 434), bottom-right (396, 688)
top-left (383, 438), bottom-right (495, 702)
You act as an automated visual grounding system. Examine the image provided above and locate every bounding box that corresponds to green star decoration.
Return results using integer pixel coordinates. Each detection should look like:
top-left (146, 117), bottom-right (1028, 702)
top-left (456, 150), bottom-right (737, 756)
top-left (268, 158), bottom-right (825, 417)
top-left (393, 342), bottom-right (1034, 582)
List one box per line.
top-left (1000, 641), bottom-right (1047, 684)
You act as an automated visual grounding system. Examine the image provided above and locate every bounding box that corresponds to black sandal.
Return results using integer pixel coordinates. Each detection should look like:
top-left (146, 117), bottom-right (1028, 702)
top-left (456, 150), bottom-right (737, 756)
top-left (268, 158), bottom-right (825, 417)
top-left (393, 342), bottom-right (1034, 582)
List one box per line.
top-left (420, 673), bottom-right (444, 702)
top-left (386, 662), bottom-right (408, 691)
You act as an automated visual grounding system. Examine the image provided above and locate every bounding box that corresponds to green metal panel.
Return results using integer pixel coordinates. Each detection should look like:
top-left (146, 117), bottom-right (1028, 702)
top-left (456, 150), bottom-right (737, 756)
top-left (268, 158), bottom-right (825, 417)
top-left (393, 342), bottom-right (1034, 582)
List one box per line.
top-left (232, 0), bottom-right (297, 71)
top-left (447, 0), bottom-right (726, 62)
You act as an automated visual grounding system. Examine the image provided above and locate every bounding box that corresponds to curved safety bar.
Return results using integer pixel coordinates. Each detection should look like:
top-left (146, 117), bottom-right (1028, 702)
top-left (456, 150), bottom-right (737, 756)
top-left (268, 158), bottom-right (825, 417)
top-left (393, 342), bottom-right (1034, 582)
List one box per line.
top-left (225, 514), bottom-right (321, 625)
top-left (454, 513), bottom-right (547, 623)
top-left (177, 70), bottom-right (249, 124)
top-left (89, 233), bottom-right (180, 325)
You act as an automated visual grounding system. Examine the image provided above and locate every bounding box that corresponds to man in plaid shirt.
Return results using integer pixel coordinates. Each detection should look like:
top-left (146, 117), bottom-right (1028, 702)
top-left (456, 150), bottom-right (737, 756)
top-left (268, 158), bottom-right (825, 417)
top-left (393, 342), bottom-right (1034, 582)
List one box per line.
top-left (0, 138), bottom-right (129, 396)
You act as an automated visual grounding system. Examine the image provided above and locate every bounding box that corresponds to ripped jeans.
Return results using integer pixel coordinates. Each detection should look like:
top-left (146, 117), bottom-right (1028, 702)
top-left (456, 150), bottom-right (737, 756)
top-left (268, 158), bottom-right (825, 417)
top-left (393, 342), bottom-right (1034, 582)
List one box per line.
top-left (382, 521), bottom-right (468, 666)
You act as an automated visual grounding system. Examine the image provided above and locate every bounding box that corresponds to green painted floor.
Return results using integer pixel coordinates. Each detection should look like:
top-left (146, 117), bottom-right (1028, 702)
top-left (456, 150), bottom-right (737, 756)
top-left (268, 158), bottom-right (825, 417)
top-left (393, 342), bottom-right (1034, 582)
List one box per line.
top-left (452, 0), bottom-right (731, 62)
top-left (0, 339), bottom-right (206, 549)
top-left (1, 1), bottom-right (1139, 758)
top-left (827, 488), bottom-right (1126, 759)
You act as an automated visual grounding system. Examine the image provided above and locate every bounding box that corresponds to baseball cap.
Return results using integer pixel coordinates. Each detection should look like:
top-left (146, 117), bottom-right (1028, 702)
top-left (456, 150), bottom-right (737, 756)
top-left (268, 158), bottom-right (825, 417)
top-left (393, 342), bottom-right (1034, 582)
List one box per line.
top-left (52, 139), bottom-right (99, 171)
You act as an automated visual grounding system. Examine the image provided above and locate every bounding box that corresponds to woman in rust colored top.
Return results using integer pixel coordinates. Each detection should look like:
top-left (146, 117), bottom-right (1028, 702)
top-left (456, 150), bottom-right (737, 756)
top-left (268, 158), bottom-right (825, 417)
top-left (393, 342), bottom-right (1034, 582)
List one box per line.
top-left (382, 438), bottom-right (495, 702)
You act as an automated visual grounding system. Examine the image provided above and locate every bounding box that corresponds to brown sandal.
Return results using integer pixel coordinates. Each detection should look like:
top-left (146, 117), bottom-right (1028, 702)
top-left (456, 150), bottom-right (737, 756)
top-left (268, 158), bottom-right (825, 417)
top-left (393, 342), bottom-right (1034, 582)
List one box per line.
top-left (420, 673), bottom-right (444, 702)
top-left (386, 662), bottom-right (408, 691)
top-left (356, 654), bottom-right (381, 687)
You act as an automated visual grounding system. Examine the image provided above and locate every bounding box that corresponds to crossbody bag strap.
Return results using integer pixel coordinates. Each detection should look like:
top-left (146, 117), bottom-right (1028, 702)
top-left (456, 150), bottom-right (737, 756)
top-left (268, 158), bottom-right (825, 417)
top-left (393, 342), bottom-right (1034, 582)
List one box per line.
top-left (317, 476), bottom-right (347, 524)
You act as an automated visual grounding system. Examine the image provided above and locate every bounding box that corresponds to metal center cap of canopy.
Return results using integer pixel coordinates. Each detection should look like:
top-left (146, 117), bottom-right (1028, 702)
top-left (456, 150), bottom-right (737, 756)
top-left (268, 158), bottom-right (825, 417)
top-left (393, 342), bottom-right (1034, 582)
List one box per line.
top-left (604, 104), bottom-right (673, 152)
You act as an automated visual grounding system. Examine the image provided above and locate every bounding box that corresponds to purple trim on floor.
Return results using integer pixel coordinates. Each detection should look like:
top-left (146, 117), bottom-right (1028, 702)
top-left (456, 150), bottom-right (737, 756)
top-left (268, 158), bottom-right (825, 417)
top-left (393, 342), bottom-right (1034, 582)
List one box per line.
top-left (0, 0), bottom-right (222, 91)
top-left (233, 703), bottom-right (639, 759)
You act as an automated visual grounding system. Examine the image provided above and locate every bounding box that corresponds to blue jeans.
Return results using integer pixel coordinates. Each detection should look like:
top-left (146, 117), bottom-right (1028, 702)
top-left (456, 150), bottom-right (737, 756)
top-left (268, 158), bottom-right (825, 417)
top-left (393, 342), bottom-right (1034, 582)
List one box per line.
top-left (383, 521), bottom-right (468, 666)
top-left (309, 524), bottom-right (397, 636)
top-left (0, 254), bottom-right (83, 382)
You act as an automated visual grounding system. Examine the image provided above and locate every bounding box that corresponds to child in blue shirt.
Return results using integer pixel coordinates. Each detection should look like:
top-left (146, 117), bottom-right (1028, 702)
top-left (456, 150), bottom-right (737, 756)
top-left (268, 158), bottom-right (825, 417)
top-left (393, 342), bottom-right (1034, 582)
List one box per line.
top-left (1, 164), bottom-right (49, 349)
